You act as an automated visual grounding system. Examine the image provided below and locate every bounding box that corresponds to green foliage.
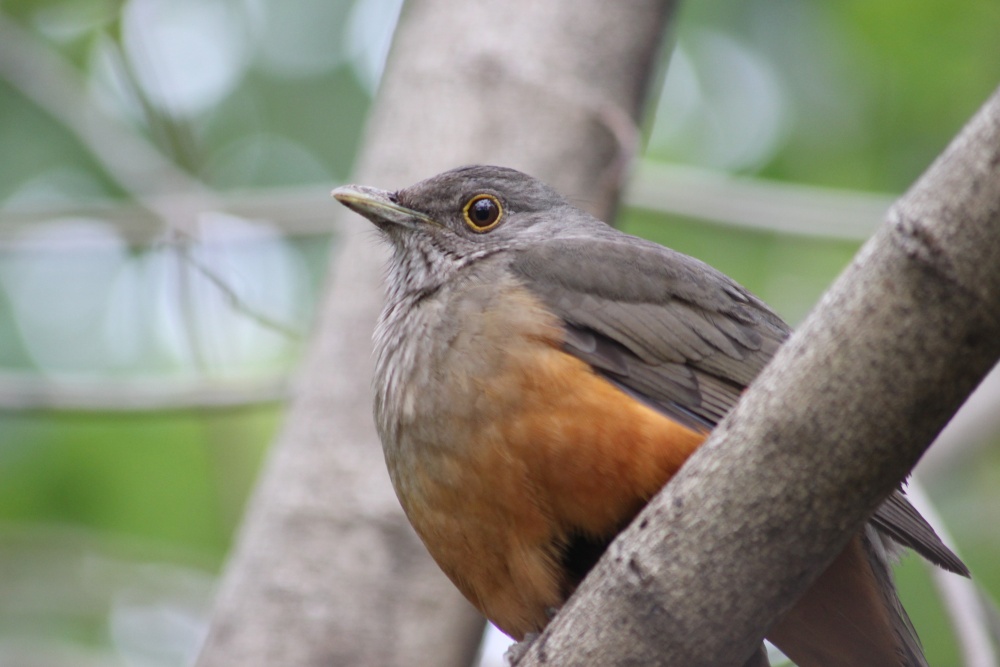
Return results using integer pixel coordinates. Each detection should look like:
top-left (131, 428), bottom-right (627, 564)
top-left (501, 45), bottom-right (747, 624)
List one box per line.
top-left (654, 0), bottom-right (1000, 191)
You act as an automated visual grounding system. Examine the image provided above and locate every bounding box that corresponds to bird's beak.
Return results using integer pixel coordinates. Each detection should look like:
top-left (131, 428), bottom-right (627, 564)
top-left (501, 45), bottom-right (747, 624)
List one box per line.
top-left (332, 184), bottom-right (436, 230)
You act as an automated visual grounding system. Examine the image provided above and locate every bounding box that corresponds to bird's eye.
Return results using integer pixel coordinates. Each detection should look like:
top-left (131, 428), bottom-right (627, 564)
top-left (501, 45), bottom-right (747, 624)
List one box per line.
top-left (462, 194), bottom-right (503, 232)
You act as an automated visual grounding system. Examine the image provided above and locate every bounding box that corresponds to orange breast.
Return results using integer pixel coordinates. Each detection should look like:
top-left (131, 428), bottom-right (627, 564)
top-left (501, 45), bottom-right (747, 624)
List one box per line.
top-left (389, 284), bottom-right (707, 640)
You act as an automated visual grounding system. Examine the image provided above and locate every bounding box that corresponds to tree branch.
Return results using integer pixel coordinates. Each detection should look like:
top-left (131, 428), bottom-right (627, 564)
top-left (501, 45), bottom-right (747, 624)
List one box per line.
top-left (519, 85), bottom-right (1000, 666)
top-left (195, 2), bottom-right (675, 666)
top-left (626, 161), bottom-right (894, 241)
top-left (918, 362), bottom-right (1000, 481)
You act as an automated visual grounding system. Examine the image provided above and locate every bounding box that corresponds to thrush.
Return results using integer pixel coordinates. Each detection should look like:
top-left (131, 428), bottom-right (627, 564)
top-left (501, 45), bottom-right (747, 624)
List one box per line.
top-left (333, 165), bottom-right (968, 667)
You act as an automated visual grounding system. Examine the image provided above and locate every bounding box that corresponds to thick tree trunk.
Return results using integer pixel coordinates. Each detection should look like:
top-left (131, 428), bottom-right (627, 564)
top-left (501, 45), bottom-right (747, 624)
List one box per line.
top-left (518, 86), bottom-right (1000, 666)
top-left (195, 2), bottom-right (675, 666)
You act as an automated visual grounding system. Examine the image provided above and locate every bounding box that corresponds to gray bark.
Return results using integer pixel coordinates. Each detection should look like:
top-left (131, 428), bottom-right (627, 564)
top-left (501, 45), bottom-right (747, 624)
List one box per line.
top-left (517, 86), bottom-right (1000, 666)
top-left (195, 2), bottom-right (674, 666)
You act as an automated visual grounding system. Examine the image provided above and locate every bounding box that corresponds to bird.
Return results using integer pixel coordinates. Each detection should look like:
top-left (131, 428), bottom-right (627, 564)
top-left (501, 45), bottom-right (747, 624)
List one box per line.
top-left (333, 165), bottom-right (969, 667)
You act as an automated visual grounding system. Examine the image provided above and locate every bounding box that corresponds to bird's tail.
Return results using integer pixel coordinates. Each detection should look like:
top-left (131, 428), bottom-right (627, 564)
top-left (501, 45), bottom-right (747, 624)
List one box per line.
top-left (766, 526), bottom-right (927, 667)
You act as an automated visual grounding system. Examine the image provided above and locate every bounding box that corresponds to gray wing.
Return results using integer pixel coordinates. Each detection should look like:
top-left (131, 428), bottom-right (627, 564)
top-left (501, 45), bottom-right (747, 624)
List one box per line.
top-left (511, 236), bottom-right (789, 428)
top-left (511, 235), bottom-right (968, 575)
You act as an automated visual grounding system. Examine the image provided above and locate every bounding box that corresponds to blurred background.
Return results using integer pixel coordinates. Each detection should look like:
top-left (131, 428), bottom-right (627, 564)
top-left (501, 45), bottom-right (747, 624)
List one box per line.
top-left (1, 0), bottom-right (999, 665)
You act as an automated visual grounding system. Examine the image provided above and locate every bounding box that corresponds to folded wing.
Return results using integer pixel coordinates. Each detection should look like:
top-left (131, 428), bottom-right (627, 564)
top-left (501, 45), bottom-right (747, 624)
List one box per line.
top-left (510, 235), bottom-right (967, 575)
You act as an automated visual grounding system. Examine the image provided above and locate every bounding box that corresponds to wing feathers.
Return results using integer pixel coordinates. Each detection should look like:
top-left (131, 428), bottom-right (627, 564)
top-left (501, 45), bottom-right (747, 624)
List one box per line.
top-left (511, 236), bottom-right (967, 580)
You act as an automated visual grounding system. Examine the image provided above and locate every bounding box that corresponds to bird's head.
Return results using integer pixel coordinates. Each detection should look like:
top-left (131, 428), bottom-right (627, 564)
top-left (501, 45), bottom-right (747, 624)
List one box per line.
top-left (333, 165), bottom-right (603, 295)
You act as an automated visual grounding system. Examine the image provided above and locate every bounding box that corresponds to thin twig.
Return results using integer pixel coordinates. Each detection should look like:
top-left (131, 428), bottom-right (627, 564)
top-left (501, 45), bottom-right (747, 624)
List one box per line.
top-left (626, 161), bottom-right (894, 241)
top-left (168, 232), bottom-right (305, 341)
top-left (0, 10), bottom-right (213, 223)
top-left (906, 480), bottom-right (999, 667)
top-left (0, 371), bottom-right (289, 412)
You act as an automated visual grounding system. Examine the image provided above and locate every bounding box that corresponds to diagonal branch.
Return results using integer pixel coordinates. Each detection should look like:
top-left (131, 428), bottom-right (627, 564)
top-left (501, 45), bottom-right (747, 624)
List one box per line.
top-left (520, 85), bottom-right (1000, 666)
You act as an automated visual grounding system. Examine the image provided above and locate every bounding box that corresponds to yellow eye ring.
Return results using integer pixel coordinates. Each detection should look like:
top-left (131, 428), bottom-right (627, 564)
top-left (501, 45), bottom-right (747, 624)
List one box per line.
top-left (462, 194), bottom-right (503, 232)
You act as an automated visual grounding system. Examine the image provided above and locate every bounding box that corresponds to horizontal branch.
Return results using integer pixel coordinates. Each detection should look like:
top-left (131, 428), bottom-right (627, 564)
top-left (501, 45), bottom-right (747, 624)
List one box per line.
top-left (0, 161), bottom-right (887, 246)
top-left (626, 161), bottom-right (893, 240)
top-left (0, 372), bottom-right (288, 412)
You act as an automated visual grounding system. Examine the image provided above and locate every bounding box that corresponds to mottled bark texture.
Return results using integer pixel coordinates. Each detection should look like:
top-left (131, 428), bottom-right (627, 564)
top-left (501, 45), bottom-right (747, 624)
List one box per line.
top-left (518, 87), bottom-right (1000, 666)
top-left (195, 2), bottom-right (675, 666)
